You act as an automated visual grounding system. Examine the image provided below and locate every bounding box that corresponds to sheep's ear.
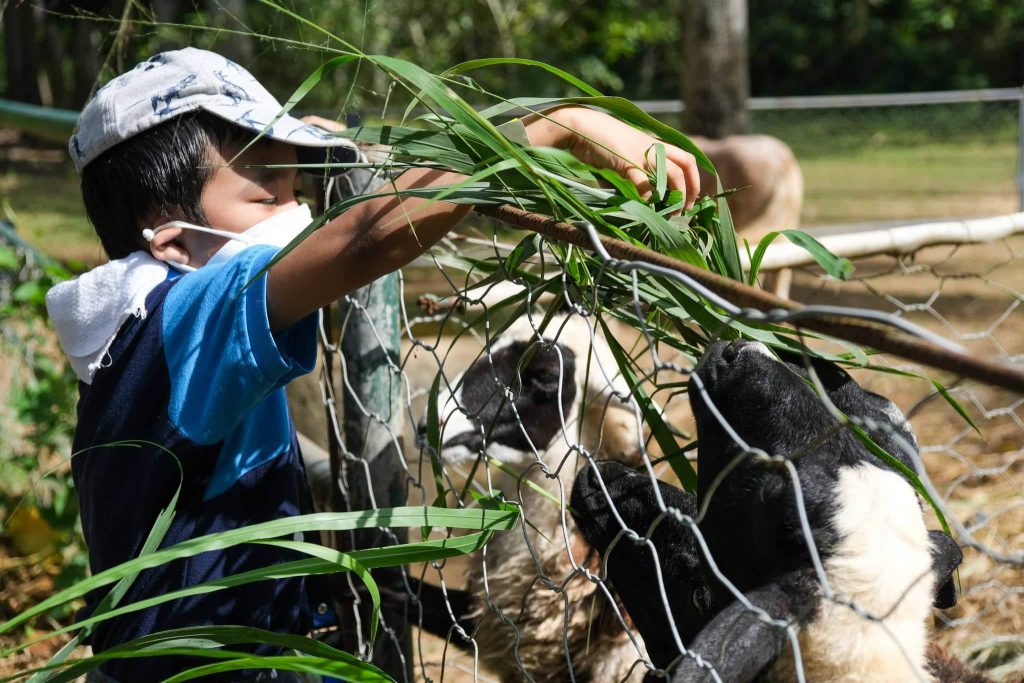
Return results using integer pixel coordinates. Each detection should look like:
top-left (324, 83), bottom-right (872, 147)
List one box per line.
top-left (928, 530), bottom-right (963, 609)
top-left (526, 346), bottom-right (571, 391)
top-left (668, 571), bottom-right (819, 683)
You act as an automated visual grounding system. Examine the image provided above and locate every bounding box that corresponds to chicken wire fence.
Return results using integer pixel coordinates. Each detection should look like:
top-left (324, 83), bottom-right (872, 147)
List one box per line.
top-left (290, 183), bottom-right (1024, 682)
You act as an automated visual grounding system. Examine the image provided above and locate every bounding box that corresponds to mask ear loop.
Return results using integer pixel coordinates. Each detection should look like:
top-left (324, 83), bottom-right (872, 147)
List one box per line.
top-left (324, 176), bottom-right (337, 211)
top-left (142, 221), bottom-right (248, 274)
top-left (144, 221), bottom-right (251, 244)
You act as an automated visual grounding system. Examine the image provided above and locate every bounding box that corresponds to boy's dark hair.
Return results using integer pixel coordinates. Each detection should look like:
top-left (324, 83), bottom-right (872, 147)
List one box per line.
top-left (81, 112), bottom-right (256, 259)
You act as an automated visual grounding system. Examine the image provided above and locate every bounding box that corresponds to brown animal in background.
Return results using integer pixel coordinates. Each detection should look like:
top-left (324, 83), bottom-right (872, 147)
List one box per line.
top-left (694, 134), bottom-right (804, 295)
top-left (693, 134), bottom-right (804, 235)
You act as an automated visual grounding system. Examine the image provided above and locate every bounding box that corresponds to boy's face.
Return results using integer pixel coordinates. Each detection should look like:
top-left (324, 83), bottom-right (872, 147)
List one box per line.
top-left (173, 139), bottom-right (303, 268)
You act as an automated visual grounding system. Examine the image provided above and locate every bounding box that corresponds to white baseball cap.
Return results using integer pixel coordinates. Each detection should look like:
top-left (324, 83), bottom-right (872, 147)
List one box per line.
top-left (69, 46), bottom-right (357, 173)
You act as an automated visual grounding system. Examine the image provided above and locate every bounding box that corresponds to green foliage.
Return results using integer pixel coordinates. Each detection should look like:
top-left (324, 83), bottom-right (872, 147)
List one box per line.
top-left (33, 626), bottom-right (394, 683)
top-left (25, 0), bottom-right (1017, 113)
top-left (0, 220), bottom-right (84, 625)
top-left (0, 225), bottom-right (77, 510)
top-left (6, 504), bottom-right (519, 681)
top-left (749, 0), bottom-right (1024, 95)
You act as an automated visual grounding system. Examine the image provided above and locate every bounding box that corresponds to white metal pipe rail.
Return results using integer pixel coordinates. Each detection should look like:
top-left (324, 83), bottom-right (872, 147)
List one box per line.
top-left (743, 212), bottom-right (1024, 272)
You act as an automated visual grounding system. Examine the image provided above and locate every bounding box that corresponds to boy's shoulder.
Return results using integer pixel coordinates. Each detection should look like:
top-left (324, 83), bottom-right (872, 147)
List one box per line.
top-left (80, 245), bottom-right (318, 439)
top-left (61, 245), bottom-right (319, 503)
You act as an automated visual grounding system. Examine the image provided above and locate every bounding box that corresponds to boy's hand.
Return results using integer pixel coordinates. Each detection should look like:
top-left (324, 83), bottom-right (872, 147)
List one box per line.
top-left (523, 106), bottom-right (701, 210)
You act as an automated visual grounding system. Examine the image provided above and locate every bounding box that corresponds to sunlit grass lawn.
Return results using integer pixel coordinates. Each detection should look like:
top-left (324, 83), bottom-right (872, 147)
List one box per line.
top-left (798, 140), bottom-right (1018, 226)
top-left (0, 133), bottom-right (1018, 265)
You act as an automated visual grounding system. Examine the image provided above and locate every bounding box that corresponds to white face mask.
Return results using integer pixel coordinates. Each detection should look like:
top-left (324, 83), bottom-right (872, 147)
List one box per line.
top-left (142, 203), bottom-right (314, 273)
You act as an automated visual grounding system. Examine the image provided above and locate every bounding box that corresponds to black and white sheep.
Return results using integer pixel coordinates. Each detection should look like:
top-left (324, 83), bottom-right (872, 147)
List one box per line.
top-left (417, 313), bottom-right (650, 682)
top-left (571, 339), bottom-right (987, 683)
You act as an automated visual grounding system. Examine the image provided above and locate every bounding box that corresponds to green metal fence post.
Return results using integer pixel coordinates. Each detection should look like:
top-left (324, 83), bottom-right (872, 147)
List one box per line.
top-left (322, 162), bottom-right (411, 681)
top-left (336, 273), bottom-right (410, 681)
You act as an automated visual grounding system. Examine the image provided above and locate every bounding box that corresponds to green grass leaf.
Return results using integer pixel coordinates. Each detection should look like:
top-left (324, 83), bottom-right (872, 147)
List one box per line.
top-left (259, 540), bottom-right (380, 646)
top-left (426, 373), bottom-right (449, 509)
top-left (932, 380), bottom-right (982, 436)
top-left (779, 229), bottom-right (855, 280)
top-left (653, 142), bottom-right (667, 204)
top-left (747, 231), bottom-right (783, 286)
top-left (599, 318), bottom-right (696, 491)
top-left (164, 654), bottom-right (391, 682)
top-left (17, 626), bottom-right (391, 683)
top-left (708, 178), bottom-right (744, 282)
top-left (444, 58), bottom-right (602, 97)
top-left (5, 530), bottom-right (501, 659)
top-left (1, 507), bottom-right (516, 638)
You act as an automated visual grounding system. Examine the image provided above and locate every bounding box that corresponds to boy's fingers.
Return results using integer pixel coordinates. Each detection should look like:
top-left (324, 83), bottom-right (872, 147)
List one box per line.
top-left (664, 145), bottom-right (700, 208)
top-left (301, 114), bottom-right (346, 133)
top-left (663, 164), bottom-right (691, 214)
top-left (624, 167), bottom-right (653, 199)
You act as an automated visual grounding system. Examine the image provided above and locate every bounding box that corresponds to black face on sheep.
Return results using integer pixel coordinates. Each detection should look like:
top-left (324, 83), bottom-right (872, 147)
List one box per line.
top-left (432, 339), bottom-right (577, 465)
top-left (570, 460), bottom-right (707, 669)
top-left (571, 340), bottom-right (968, 683)
top-left (690, 339), bottom-right (923, 600)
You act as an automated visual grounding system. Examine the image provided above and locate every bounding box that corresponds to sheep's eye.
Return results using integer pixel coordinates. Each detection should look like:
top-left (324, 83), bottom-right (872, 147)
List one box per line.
top-left (534, 371), bottom-right (559, 384)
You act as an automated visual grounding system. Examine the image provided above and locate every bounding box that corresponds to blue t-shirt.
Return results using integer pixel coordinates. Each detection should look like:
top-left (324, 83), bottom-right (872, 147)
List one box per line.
top-left (71, 246), bottom-right (322, 680)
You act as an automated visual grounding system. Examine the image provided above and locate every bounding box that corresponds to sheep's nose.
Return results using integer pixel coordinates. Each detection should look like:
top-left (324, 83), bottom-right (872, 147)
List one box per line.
top-left (721, 339), bottom-right (749, 363)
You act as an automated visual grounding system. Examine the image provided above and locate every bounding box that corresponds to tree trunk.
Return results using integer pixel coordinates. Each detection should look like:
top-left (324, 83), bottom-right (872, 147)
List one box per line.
top-left (3, 1), bottom-right (42, 104)
top-left (682, 0), bottom-right (750, 137)
top-left (71, 26), bottom-right (102, 107)
top-left (40, 2), bottom-right (67, 107)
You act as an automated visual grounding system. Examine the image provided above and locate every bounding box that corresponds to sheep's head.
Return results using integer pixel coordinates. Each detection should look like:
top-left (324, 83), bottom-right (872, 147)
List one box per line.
top-left (690, 339), bottom-right (920, 498)
top-left (690, 339), bottom-right (928, 597)
top-left (426, 316), bottom-right (643, 469)
top-left (434, 338), bottom-right (577, 466)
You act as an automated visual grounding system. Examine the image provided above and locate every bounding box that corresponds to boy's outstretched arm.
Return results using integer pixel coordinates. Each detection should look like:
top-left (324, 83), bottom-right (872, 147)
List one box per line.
top-left (266, 107), bottom-right (699, 331)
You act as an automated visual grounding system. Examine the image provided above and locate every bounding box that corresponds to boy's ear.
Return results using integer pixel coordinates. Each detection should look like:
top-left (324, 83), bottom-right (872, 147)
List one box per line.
top-left (145, 224), bottom-right (192, 269)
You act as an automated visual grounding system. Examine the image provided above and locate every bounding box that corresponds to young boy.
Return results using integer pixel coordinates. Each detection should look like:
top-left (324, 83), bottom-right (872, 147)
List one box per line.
top-left (47, 47), bottom-right (699, 681)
